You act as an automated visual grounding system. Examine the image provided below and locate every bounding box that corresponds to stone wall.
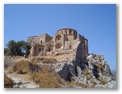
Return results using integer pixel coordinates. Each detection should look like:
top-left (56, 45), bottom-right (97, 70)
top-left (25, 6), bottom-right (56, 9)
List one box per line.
top-left (28, 28), bottom-right (88, 58)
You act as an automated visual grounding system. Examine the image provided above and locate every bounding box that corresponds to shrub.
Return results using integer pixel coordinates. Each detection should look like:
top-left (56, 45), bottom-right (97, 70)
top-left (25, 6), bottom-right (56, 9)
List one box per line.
top-left (31, 57), bottom-right (57, 64)
top-left (31, 57), bottom-right (44, 63)
top-left (97, 78), bottom-right (107, 85)
top-left (90, 80), bottom-right (97, 85)
top-left (89, 73), bottom-right (94, 77)
top-left (82, 69), bottom-right (88, 75)
top-left (86, 75), bottom-right (91, 80)
top-left (97, 64), bottom-right (103, 72)
top-left (11, 60), bottom-right (41, 74)
top-left (4, 75), bottom-right (13, 88)
top-left (12, 60), bottom-right (29, 74)
top-left (43, 58), bottom-right (50, 63)
top-left (87, 83), bottom-right (95, 88)
top-left (102, 72), bottom-right (106, 75)
top-left (42, 58), bottom-right (57, 63)
top-left (76, 82), bottom-right (87, 88)
top-left (7, 68), bottom-right (14, 74)
top-left (31, 72), bottom-right (64, 88)
top-left (31, 65), bottom-right (65, 88)
top-left (67, 81), bottom-right (76, 88)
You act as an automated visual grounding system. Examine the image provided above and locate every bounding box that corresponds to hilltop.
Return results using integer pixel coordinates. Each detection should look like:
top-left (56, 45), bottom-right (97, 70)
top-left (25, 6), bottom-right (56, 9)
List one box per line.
top-left (4, 53), bottom-right (116, 88)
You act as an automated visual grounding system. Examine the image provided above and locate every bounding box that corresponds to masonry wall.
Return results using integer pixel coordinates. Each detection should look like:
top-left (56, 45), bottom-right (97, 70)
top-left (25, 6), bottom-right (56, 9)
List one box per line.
top-left (28, 28), bottom-right (88, 58)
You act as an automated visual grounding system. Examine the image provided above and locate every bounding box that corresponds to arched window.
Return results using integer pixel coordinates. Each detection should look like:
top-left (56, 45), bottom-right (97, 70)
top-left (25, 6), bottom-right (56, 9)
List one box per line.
top-left (55, 35), bottom-right (61, 42)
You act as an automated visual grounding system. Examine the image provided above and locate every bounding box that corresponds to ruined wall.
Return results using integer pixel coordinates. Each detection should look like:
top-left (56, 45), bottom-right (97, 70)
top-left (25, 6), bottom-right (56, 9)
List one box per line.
top-left (36, 33), bottom-right (52, 44)
top-left (28, 28), bottom-right (88, 58)
top-left (27, 36), bottom-right (37, 44)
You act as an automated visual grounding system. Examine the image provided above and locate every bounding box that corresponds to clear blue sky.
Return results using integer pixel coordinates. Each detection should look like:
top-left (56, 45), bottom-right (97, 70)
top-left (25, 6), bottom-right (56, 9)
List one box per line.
top-left (4, 4), bottom-right (116, 70)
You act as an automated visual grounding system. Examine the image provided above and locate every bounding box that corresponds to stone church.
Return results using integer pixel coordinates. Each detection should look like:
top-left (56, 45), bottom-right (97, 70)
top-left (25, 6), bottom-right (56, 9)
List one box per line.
top-left (27, 28), bottom-right (88, 60)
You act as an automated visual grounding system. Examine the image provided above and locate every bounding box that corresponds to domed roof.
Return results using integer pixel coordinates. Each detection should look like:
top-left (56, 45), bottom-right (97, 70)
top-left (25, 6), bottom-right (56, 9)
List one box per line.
top-left (56, 28), bottom-right (77, 34)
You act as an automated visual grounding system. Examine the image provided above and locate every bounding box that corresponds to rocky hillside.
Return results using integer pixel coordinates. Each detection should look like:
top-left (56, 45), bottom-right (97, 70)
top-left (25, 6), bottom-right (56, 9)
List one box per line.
top-left (111, 70), bottom-right (116, 78)
top-left (54, 54), bottom-right (116, 88)
top-left (4, 54), bottom-right (116, 88)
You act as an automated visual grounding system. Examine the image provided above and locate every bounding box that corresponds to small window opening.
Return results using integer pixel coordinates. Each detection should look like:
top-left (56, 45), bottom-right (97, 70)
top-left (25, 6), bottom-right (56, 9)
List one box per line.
top-left (69, 45), bottom-right (72, 49)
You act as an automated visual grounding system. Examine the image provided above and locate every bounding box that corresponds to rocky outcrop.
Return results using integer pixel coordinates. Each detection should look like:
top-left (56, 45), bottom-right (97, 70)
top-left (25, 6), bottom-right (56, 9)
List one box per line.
top-left (7, 73), bottom-right (39, 88)
top-left (4, 54), bottom-right (116, 88)
top-left (111, 70), bottom-right (116, 78)
top-left (54, 53), bottom-right (116, 88)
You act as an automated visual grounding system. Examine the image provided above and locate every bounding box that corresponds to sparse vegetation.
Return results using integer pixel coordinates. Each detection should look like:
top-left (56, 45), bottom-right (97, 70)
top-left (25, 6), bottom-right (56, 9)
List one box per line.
top-left (7, 67), bottom-right (14, 74)
top-left (87, 83), bottom-right (95, 88)
top-left (76, 82), bottom-right (87, 88)
top-left (86, 75), bottom-right (91, 80)
top-left (34, 73), bottom-right (63, 88)
top-left (12, 60), bottom-right (29, 74)
top-left (9, 60), bottom-right (41, 74)
top-left (97, 78), bottom-right (107, 85)
top-left (31, 57), bottom-right (44, 63)
top-left (6, 59), bottom-right (65, 88)
top-left (31, 65), bottom-right (65, 88)
top-left (4, 75), bottom-right (13, 88)
top-left (82, 69), bottom-right (88, 75)
top-left (31, 57), bottom-right (57, 64)
top-left (90, 80), bottom-right (97, 85)
top-left (97, 64), bottom-right (103, 72)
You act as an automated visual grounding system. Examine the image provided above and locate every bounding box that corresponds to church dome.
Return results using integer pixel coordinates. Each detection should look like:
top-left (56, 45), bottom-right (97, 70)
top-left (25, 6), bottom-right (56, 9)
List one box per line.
top-left (56, 28), bottom-right (77, 35)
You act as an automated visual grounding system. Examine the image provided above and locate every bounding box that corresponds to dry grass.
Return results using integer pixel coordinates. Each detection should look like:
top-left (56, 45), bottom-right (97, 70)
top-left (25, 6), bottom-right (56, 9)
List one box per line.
top-left (7, 59), bottom-right (66, 88)
top-left (31, 57), bottom-right (44, 63)
top-left (31, 53), bottom-right (74, 62)
top-left (6, 67), bottom-right (14, 74)
top-left (9, 60), bottom-right (41, 74)
top-left (12, 60), bottom-right (29, 74)
top-left (4, 75), bottom-right (13, 88)
top-left (33, 73), bottom-right (63, 88)
top-left (31, 65), bottom-right (65, 88)
top-left (30, 56), bottom-right (57, 64)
